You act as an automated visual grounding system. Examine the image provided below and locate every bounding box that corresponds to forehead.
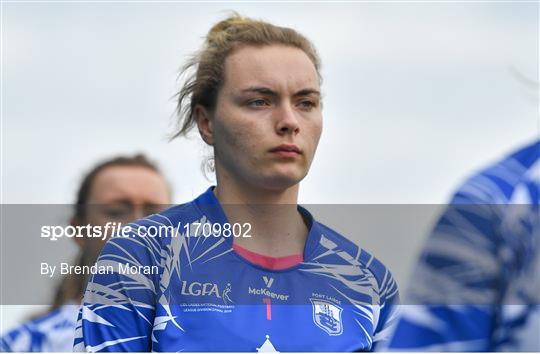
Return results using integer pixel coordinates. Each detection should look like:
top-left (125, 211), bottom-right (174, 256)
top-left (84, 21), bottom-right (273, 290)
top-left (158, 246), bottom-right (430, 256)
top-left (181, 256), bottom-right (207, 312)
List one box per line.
top-left (88, 165), bottom-right (169, 204)
top-left (223, 44), bottom-right (319, 93)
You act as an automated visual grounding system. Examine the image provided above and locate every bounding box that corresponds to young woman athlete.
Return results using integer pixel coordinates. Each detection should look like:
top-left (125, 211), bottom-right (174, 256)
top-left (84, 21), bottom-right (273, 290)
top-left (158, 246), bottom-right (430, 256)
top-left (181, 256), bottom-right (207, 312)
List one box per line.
top-left (76, 14), bottom-right (399, 352)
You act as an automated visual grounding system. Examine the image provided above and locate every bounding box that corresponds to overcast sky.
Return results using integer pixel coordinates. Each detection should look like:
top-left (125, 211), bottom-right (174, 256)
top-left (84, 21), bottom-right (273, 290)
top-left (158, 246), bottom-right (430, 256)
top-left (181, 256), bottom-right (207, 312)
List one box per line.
top-left (1, 1), bottom-right (539, 331)
top-left (3, 1), bottom-right (538, 206)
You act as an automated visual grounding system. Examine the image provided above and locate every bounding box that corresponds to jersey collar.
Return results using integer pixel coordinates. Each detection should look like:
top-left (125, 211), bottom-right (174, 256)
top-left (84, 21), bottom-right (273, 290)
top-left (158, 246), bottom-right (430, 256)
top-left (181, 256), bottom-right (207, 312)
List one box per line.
top-left (192, 186), bottom-right (322, 263)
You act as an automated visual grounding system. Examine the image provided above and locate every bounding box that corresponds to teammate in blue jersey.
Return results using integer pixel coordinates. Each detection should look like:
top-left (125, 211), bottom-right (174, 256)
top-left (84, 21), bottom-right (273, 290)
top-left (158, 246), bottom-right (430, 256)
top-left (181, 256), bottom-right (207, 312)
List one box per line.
top-left (388, 139), bottom-right (539, 351)
top-left (75, 13), bottom-right (399, 352)
top-left (0, 155), bottom-right (171, 352)
top-left (1, 305), bottom-right (79, 352)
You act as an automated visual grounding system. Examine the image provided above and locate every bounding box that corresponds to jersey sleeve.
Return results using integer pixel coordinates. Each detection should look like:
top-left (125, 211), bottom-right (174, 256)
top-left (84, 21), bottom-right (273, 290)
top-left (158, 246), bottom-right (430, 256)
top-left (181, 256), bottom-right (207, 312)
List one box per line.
top-left (387, 175), bottom-right (505, 351)
top-left (73, 230), bottom-right (162, 352)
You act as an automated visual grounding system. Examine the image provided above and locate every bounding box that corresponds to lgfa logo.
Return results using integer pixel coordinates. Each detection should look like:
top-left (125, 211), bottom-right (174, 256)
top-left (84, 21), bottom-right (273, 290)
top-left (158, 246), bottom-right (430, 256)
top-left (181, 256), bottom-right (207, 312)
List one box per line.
top-left (181, 281), bottom-right (233, 304)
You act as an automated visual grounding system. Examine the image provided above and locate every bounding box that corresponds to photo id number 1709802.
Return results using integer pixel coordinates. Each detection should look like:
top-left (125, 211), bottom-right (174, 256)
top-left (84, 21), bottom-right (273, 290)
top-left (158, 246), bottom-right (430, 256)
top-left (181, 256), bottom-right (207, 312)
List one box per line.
top-left (184, 222), bottom-right (252, 238)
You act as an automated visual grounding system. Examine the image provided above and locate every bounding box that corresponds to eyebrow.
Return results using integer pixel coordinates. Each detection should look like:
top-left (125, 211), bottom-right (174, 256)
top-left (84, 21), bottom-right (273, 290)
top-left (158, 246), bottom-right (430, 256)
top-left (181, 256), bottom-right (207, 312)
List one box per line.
top-left (240, 86), bottom-right (321, 98)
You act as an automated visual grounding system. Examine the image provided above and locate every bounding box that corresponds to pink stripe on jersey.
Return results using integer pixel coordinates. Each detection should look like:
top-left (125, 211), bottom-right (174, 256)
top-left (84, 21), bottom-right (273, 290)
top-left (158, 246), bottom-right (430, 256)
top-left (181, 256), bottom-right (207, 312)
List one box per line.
top-left (232, 243), bottom-right (303, 270)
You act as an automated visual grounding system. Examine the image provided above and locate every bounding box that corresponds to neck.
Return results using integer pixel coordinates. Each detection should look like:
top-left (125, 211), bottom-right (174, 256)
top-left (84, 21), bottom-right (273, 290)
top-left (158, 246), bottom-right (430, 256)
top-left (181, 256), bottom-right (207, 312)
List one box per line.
top-left (214, 166), bottom-right (308, 257)
top-left (215, 173), bottom-right (299, 205)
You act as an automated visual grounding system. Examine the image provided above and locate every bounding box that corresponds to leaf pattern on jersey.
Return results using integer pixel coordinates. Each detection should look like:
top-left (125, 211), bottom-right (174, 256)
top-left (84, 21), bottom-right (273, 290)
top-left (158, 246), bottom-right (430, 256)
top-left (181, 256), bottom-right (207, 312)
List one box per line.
top-left (75, 189), bottom-right (401, 352)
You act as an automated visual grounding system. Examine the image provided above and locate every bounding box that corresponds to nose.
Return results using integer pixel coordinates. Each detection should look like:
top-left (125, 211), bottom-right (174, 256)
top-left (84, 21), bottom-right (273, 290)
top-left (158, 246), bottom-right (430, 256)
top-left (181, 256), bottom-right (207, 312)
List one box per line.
top-left (275, 102), bottom-right (300, 136)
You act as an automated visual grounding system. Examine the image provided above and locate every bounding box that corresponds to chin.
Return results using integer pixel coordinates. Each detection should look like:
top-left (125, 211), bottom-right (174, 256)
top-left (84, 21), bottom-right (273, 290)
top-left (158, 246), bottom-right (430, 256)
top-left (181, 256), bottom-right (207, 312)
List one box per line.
top-left (257, 171), bottom-right (306, 192)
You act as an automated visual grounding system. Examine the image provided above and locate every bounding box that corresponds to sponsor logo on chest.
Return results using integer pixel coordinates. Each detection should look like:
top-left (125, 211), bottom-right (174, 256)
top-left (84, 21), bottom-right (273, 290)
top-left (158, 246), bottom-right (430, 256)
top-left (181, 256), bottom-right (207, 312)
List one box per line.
top-left (248, 276), bottom-right (290, 301)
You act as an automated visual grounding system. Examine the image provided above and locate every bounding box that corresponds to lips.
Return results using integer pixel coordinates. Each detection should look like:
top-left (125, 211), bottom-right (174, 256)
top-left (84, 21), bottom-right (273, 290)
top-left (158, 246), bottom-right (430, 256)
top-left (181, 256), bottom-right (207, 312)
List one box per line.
top-left (269, 144), bottom-right (302, 158)
top-left (270, 144), bottom-right (302, 154)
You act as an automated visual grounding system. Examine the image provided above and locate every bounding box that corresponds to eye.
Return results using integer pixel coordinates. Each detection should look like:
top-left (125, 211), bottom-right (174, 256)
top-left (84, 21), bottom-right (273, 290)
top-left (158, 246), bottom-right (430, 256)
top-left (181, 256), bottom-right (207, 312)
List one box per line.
top-left (100, 204), bottom-right (133, 220)
top-left (298, 100), bottom-right (316, 110)
top-left (247, 99), bottom-right (270, 107)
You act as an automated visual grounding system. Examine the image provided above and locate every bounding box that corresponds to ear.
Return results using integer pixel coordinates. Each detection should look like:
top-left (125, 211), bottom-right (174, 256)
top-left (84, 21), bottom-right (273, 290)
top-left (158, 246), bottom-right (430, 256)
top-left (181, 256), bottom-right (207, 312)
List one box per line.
top-left (194, 104), bottom-right (214, 145)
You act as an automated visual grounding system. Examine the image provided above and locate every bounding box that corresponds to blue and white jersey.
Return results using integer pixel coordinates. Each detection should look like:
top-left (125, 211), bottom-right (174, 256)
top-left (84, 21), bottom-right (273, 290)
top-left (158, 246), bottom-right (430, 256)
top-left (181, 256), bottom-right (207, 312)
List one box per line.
top-left (388, 140), bottom-right (540, 351)
top-left (1, 305), bottom-right (79, 352)
top-left (74, 187), bottom-right (399, 352)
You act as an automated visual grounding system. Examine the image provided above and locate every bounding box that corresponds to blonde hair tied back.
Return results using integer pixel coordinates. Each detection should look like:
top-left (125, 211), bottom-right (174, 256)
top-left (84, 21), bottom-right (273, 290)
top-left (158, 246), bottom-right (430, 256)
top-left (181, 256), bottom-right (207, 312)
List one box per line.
top-left (171, 12), bottom-right (322, 140)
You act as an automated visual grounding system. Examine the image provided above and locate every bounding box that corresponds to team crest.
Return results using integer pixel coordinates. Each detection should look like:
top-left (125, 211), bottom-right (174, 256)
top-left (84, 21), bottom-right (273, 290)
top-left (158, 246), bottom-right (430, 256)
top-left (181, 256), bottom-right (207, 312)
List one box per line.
top-left (310, 298), bottom-right (343, 335)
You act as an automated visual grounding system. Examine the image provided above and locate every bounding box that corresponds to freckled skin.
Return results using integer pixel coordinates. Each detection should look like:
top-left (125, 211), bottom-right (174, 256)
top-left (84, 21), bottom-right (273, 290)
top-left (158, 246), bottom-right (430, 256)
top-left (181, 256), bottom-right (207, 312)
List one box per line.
top-left (210, 44), bottom-right (323, 192)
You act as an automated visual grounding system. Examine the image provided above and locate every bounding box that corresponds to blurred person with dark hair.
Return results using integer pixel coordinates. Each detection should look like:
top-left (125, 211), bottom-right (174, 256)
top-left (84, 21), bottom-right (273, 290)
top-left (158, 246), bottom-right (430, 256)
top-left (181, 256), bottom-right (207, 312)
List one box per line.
top-left (0, 154), bottom-right (171, 352)
top-left (387, 139), bottom-right (539, 351)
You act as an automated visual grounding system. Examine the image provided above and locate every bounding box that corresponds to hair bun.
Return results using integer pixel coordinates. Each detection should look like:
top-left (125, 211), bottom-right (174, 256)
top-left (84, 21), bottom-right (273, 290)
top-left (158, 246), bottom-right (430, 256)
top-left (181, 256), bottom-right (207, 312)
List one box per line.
top-left (209, 14), bottom-right (243, 34)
